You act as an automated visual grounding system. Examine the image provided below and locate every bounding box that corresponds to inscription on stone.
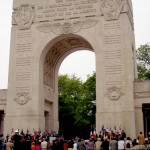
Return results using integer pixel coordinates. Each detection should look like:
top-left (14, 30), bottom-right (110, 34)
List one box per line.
top-left (103, 21), bottom-right (124, 88)
top-left (35, 0), bottom-right (99, 22)
top-left (14, 30), bottom-right (33, 98)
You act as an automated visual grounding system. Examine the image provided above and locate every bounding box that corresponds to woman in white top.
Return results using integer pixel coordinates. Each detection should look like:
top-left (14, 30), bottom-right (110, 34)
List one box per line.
top-left (73, 141), bottom-right (77, 150)
top-left (118, 138), bottom-right (125, 150)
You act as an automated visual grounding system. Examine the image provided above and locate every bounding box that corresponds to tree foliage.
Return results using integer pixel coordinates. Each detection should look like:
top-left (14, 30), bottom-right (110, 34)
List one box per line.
top-left (58, 72), bottom-right (96, 139)
top-left (137, 44), bottom-right (150, 80)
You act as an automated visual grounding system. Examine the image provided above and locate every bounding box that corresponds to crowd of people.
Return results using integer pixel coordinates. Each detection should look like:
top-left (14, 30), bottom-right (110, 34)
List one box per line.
top-left (0, 128), bottom-right (150, 150)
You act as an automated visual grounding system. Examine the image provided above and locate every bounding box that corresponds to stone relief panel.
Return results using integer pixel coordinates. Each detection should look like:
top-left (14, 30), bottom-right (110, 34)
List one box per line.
top-left (37, 19), bottom-right (99, 35)
top-left (14, 4), bottom-right (35, 29)
top-left (43, 37), bottom-right (93, 88)
top-left (44, 85), bottom-right (54, 101)
top-left (101, 0), bottom-right (124, 21)
top-left (105, 87), bottom-right (124, 101)
top-left (14, 92), bottom-right (32, 105)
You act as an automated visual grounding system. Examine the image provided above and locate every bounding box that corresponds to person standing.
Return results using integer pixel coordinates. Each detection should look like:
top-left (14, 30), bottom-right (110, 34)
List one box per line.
top-left (109, 138), bottom-right (118, 150)
top-left (118, 137), bottom-right (125, 150)
top-left (41, 138), bottom-right (47, 150)
top-left (77, 139), bottom-right (86, 150)
top-left (95, 138), bottom-right (102, 150)
top-left (35, 141), bottom-right (41, 150)
top-left (137, 131), bottom-right (145, 145)
top-left (13, 130), bottom-right (21, 150)
top-left (68, 140), bottom-right (74, 150)
top-left (87, 138), bottom-right (94, 150)
top-left (31, 142), bottom-right (36, 150)
top-left (5, 139), bottom-right (13, 150)
top-left (73, 141), bottom-right (77, 150)
top-left (101, 138), bottom-right (109, 150)
top-left (148, 131), bottom-right (150, 143)
top-left (0, 134), bottom-right (5, 150)
top-left (63, 140), bottom-right (68, 150)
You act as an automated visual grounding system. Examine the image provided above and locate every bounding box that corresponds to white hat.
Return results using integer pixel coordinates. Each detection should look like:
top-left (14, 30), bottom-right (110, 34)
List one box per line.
top-left (15, 130), bottom-right (19, 133)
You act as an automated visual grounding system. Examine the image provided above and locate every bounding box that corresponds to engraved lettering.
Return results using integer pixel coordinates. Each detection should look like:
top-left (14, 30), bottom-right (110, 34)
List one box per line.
top-left (56, 0), bottom-right (64, 3)
top-left (35, 0), bottom-right (99, 22)
top-left (38, 6), bottom-right (43, 10)
top-left (66, 12), bottom-right (71, 15)
top-left (57, 8), bottom-right (67, 12)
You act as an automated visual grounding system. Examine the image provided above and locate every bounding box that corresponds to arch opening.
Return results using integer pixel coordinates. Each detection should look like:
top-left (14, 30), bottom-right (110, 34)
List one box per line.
top-left (41, 34), bottom-right (95, 135)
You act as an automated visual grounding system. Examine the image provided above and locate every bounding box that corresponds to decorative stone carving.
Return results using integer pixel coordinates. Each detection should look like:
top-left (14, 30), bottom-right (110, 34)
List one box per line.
top-left (37, 19), bottom-right (99, 35)
top-left (105, 87), bottom-right (124, 101)
top-left (44, 85), bottom-right (54, 101)
top-left (14, 4), bottom-right (35, 30)
top-left (43, 37), bottom-right (93, 88)
top-left (14, 92), bottom-right (31, 105)
top-left (101, 0), bottom-right (124, 21)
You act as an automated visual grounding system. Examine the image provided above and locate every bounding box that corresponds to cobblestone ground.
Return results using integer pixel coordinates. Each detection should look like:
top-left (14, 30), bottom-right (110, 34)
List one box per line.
top-left (131, 144), bottom-right (150, 149)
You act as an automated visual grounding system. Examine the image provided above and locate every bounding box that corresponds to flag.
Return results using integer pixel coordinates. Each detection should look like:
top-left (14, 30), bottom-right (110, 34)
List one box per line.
top-left (119, 126), bottom-right (122, 133)
top-left (101, 125), bottom-right (104, 131)
top-left (27, 129), bottom-right (29, 134)
top-left (114, 125), bottom-right (116, 131)
top-left (21, 129), bottom-right (24, 135)
top-left (101, 125), bottom-right (104, 135)
top-left (106, 127), bottom-right (109, 132)
top-left (109, 126), bottom-right (112, 132)
top-left (11, 128), bottom-right (14, 134)
top-left (119, 126), bottom-right (121, 130)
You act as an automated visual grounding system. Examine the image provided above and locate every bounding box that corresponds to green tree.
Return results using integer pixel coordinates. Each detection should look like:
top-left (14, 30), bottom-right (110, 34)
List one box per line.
top-left (58, 73), bottom-right (96, 139)
top-left (137, 44), bottom-right (150, 80)
top-left (74, 72), bottom-right (96, 127)
top-left (58, 74), bottom-right (83, 139)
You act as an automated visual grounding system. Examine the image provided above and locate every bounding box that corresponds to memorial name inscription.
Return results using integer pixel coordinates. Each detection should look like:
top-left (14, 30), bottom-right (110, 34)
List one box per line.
top-left (35, 0), bottom-right (99, 22)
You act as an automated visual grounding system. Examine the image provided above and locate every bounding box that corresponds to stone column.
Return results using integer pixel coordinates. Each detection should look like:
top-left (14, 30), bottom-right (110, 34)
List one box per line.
top-left (96, 0), bottom-right (136, 139)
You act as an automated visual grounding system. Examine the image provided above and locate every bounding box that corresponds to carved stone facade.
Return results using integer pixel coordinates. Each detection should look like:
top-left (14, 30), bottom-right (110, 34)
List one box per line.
top-left (101, 0), bottom-right (124, 21)
top-left (13, 92), bottom-right (31, 105)
top-left (43, 37), bottom-right (92, 88)
top-left (105, 86), bottom-right (124, 101)
top-left (1, 0), bottom-right (149, 139)
top-left (37, 19), bottom-right (99, 35)
top-left (14, 4), bottom-right (35, 29)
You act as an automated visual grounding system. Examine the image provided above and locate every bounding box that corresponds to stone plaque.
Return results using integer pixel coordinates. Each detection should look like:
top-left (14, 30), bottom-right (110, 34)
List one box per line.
top-left (35, 0), bottom-right (99, 23)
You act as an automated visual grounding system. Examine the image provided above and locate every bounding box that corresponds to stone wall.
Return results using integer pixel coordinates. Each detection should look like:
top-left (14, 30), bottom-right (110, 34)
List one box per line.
top-left (0, 89), bottom-right (7, 111)
top-left (134, 80), bottom-right (150, 136)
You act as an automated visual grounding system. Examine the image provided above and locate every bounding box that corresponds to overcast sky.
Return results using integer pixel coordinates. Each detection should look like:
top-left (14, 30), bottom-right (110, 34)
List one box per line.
top-left (0, 0), bottom-right (150, 89)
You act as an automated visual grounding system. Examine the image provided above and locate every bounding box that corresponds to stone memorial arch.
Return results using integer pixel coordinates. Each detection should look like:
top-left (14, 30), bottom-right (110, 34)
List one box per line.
top-left (4, 0), bottom-right (139, 138)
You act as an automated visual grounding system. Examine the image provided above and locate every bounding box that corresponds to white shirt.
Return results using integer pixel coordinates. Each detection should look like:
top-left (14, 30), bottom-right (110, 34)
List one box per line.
top-left (41, 141), bottom-right (47, 149)
top-left (73, 143), bottom-right (77, 150)
top-left (118, 140), bottom-right (125, 149)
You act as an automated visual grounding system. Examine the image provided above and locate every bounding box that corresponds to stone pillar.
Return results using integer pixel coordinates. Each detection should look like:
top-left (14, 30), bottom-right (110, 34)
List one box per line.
top-left (4, 2), bottom-right (45, 135)
top-left (96, 0), bottom-right (136, 139)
